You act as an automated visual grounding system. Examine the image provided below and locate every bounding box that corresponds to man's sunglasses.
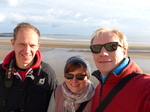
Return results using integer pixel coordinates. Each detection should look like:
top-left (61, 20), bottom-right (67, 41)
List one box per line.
top-left (90, 42), bottom-right (122, 53)
top-left (64, 73), bottom-right (87, 80)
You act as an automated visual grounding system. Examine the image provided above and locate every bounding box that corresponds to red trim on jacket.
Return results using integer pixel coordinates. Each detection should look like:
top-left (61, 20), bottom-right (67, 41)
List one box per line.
top-left (2, 50), bottom-right (42, 81)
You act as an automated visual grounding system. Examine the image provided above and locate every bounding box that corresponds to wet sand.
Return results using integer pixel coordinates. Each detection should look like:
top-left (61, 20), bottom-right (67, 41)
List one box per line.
top-left (0, 39), bottom-right (150, 85)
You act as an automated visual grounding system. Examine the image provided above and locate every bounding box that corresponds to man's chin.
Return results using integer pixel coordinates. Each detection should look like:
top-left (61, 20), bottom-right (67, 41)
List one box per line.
top-left (22, 61), bottom-right (32, 67)
top-left (23, 64), bottom-right (29, 67)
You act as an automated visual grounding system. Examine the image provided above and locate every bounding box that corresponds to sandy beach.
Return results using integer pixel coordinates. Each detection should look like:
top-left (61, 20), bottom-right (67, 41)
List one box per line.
top-left (0, 39), bottom-right (150, 85)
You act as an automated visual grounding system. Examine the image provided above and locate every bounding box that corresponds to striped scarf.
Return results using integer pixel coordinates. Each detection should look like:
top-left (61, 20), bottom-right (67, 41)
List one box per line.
top-left (61, 80), bottom-right (95, 112)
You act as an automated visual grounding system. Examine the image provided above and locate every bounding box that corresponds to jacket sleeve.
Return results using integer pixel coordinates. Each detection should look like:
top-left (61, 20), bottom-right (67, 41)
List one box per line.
top-left (47, 91), bottom-right (56, 112)
top-left (41, 61), bottom-right (58, 90)
top-left (141, 77), bottom-right (150, 112)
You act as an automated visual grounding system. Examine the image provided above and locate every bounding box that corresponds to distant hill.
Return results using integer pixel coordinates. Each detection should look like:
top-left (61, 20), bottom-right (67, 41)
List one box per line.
top-left (41, 34), bottom-right (82, 36)
top-left (0, 33), bottom-right (82, 37)
top-left (0, 33), bottom-right (13, 37)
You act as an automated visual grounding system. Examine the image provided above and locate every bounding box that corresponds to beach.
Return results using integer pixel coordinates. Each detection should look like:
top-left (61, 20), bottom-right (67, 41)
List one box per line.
top-left (0, 39), bottom-right (150, 85)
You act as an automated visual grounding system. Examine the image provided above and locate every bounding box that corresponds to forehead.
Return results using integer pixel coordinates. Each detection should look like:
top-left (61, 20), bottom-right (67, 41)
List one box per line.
top-left (15, 28), bottom-right (39, 40)
top-left (17, 28), bottom-right (38, 35)
top-left (92, 32), bottom-right (119, 44)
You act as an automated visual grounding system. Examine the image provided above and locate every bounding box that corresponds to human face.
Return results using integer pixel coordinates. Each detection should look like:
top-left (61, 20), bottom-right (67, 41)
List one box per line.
top-left (11, 28), bottom-right (40, 69)
top-left (65, 67), bottom-right (88, 93)
top-left (91, 32), bottom-right (127, 77)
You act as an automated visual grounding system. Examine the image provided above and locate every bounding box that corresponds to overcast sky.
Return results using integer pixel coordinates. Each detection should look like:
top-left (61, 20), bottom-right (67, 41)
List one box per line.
top-left (0, 0), bottom-right (150, 37)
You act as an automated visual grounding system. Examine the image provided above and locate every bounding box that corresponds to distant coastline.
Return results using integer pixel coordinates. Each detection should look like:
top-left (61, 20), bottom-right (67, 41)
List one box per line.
top-left (1, 33), bottom-right (150, 45)
top-left (0, 39), bottom-right (150, 79)
top-left (0, 33), bottom-right (13, 37)
top-left (0, 33), bottom-right (82, 37)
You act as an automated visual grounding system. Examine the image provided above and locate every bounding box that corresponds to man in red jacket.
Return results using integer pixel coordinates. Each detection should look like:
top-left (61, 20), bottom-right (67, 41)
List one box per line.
top-left (90, 27), bottom-right (150, 112)
top-left (0, 22), bottom-right (58, 112)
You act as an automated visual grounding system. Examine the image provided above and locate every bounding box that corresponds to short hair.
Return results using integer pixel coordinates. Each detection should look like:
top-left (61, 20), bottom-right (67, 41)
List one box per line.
top-left (91, 27), bottom-right (128, 50)
top-left (64, 62), bottom-right (89, 76)
top-left (13, 22), bottom-right (40, 40)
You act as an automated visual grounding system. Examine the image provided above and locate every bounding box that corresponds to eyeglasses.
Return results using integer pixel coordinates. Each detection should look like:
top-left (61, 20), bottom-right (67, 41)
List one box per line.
top-left (90, 42), bottom-right (122, 53)
top-left (64, 73), bottom-right (87, 80)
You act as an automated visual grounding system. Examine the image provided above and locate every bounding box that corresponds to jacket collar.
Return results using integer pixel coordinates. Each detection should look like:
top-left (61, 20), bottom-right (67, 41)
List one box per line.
top-left (92, 57), bottom-right (142, 84)
top-left (2, 50), bottom-right (42, 70)
top-left (2, 50), bottom-right (42, 83)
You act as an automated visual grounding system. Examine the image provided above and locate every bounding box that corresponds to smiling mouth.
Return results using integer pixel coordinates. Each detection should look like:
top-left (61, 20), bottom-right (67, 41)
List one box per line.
top-left (71, 84), bottom-right (79, 87)
top-left (22, 54), bottom-right (30, 57)
top-left (99, 61), bottom-right (111, 63)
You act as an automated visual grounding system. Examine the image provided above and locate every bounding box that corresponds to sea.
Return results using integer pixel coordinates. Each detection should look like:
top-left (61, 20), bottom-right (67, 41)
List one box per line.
top-left (42, 35), bottom-right (150, 45)
top-left (0, 34), bottom-right (150, 74)
top-left (0, 34), bottom-right (150, 45)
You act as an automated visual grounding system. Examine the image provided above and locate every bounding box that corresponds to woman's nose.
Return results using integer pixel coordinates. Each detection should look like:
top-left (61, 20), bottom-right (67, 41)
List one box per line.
top-left (72, 76), bottom-right (78, 82)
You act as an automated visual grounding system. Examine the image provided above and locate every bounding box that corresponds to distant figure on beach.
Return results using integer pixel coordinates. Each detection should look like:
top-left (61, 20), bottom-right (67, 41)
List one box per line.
top-left (0, 22), bottom-right (58, 112)
top-left (47, 56), bottom-right (95, 112)
top-left (90, 27), bottom-right (150, 112)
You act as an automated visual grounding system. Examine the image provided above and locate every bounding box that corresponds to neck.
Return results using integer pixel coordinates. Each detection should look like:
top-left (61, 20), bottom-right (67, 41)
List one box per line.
top-left (101, 72), bottom-right (108, 78)
top-left (16, 60), bottom-right (34, 69)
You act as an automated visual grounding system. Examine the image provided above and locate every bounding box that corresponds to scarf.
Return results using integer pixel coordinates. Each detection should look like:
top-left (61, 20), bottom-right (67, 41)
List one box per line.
top-left (61, 80), bottom-right (95, 112)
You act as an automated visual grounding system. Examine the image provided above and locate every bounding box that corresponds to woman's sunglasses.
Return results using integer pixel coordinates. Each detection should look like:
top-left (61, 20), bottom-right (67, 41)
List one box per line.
top-left (64, 73), bottom-right (87, 80)
top-left (90, 42), bottom-right (122, 53)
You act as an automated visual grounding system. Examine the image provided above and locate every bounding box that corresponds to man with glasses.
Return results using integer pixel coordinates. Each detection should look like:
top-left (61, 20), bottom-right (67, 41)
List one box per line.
top-left (90, 27), bottom-right (150, 112)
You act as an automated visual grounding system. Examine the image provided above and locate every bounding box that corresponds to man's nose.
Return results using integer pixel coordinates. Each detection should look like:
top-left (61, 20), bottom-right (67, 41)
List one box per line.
top-left (99, 47), bottom-right (109, 56)
top-left (24, 45), bottom-right (31, 53)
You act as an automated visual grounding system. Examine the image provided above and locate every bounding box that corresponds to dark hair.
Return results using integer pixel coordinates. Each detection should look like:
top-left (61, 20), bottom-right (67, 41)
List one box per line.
top-left (13, 22), bottom-right (40, 40)
top-left (65, 62), bottom-right (88, 75)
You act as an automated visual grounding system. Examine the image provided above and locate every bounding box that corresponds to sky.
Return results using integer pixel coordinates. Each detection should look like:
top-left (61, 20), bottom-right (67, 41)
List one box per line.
top-left (0, 0), bottom-right (150, 37)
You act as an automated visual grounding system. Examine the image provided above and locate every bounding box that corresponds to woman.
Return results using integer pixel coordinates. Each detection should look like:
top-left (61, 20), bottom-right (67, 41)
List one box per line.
top-left (48, 56), bottom-right (95, 112)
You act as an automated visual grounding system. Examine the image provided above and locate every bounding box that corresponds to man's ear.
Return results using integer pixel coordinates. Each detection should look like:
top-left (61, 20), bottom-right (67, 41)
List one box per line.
top-left (38, 41), bottom-right (41, 47)
top-left (11, 39), bottom-right (15, 46)
top-left (123, 48), bottom-right (127, 57)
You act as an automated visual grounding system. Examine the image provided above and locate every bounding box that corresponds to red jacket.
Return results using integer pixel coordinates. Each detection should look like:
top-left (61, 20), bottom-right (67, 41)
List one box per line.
top-left (91, 59), bottom-right (150, 112)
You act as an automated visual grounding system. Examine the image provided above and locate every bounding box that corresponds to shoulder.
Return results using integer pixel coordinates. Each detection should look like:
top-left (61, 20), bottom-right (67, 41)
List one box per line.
top-left (55, 85), bottom-right (62, 94)
top-left (138, 73), bottom-right (150, 86)
top-left (134, 73), bottom-right (150, 83)
top-left (128, 73), bottom-right (150, 110)
top-left (54, 85), bottom-right (63, 99)
top-left (41, 61), bottom-right (58, 87)
top-left (41, 61), bottom-right (55, 76)
top-left (126, 73), bottom-right (150, 93)
top-left (83, 100), bottom-right (92, 112)
top-left (54, 85), bottom-right (64, 102)
top-left (41, 61), bottom-right (53, 70)
top-left (0, 63), bottom-right (4, 70)
top-left (0, 63), bottom-right (5, 77)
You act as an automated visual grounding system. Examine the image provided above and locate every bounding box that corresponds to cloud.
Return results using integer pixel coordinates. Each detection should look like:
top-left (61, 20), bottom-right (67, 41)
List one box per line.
top-left (7, 0), bottom-right (24, 7)
top-left (10, 13), bottom-right (26, 22)
top-left (47, 8), bottom-right (72, 18)
top-left (116, 0), bottom-right (150, 7)
top-left (83, 17), bottom-right (93, 22)
top-left (0, 13), bottom-right (5, 22)
top-left (0, 0), bottom-right (150, 37)
top-left (74, 13), bottom-right (81, 18)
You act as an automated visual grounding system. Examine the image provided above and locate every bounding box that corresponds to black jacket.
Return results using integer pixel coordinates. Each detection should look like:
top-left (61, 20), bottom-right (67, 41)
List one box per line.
top-left (0, 51), bottom-right (58, 112)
